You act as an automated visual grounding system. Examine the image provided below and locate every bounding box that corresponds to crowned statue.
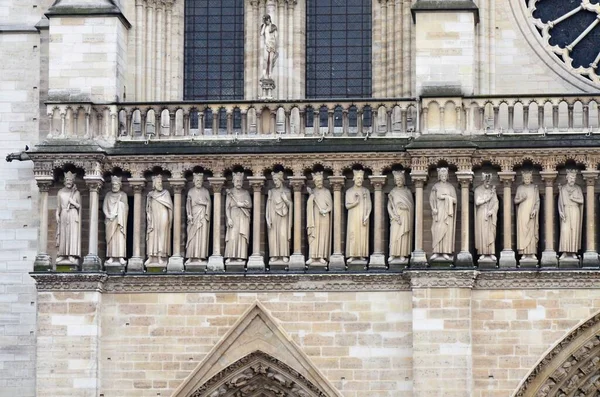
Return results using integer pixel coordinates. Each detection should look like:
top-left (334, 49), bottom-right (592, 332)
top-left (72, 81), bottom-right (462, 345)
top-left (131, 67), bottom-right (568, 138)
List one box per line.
top-left (103, 175), bottom-right (128, 266)
top-left (56, 171), bottom-right (81, 265)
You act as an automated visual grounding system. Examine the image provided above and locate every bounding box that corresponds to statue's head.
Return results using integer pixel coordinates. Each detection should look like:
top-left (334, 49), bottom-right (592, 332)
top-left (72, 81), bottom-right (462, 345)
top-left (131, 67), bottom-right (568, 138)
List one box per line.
top-left (312, 171), bottom-right (324, 188)
top-left (64, 171), bottom-right (76, 188)
top-left (437, 167), bottom-right (449, 182)
top-left (272, 171), bottom-right (284, 188)
top-left (111, 175), bottom-right (122, 192)
top-left (481, 172), bottom-right (493, 188)
top-left (522, 170), bottom-right (533, 185)
top-left (232, 172), bottom-right (244, 188)
top-left (193, 172), bottom-right (204, 188)
top-left (566, 169), bottom-right (577, 185)
top-left (392, 170), bottom-right (405, 187)
top-left (152, 174), bottom-right (163, 191)
top-left (353, 169), bottom-right (364, 186)
top-left (263, 14), bottom-right (271, 25)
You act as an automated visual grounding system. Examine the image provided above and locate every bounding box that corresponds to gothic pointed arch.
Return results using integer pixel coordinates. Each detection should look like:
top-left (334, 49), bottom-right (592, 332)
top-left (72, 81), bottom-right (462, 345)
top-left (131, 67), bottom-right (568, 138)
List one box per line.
top-left (171, 301), bottom-right (343, 397)
top-left (514, 310), bottom-right (600, 397)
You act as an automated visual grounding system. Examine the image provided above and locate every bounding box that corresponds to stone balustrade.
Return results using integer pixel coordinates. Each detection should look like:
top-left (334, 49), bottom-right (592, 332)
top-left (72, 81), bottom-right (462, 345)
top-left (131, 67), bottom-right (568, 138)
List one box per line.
top-left (45, 94), bottom-right (600, 142)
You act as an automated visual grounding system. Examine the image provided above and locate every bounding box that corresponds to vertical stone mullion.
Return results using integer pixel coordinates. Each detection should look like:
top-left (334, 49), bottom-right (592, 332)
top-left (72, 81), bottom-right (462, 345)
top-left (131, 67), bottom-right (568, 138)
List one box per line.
top-left (208, 177), bottom-right (226, 271)
top-left (369, 175), bottom-right (387, 269)
top-left (498, 172), bottom-right (517, 268)
top-left (34, 179), bottom-right (53, 271)
top-left (289, 176), bottom-right (306, 271)
top-left (540, 171), bottom-right (558, 267)
top-left (582, 170), bottom-right (599, 267)
top-left (167, 179), bottom-right (185, 272)
top-left (456, 173), bottom-right (474, 267)
top-left (410, 174), bottom-right (428, 267)
top-left (82, 177), bottom-right (104, 271)
top-left (328, 176), bottom-right (346, 271)
top-left (128, 179), bottom-right (146, 272)
top-left (247, 176), bottom-right (266, 271)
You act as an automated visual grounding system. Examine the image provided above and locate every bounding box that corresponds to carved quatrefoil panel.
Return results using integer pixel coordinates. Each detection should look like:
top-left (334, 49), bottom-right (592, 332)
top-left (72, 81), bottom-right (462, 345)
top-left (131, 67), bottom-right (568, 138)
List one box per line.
top-left (529, 0), bottom-right (600, 85)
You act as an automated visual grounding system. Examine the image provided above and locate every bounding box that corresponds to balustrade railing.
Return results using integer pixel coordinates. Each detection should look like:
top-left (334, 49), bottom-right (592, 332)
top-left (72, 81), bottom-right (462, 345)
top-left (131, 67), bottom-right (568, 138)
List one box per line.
top-left (45, 94), bottom-right (600, 142)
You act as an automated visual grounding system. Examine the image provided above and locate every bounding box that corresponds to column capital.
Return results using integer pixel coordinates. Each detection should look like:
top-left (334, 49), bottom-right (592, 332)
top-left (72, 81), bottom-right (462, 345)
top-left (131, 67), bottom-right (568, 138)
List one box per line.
top-left (581, 170), bottom-right (599, 184)
top-left (456, 172), bottom-right (473, 188)
top-left (539, 171), bottom-right (558, 184)
top-left (410, 170), bottom-right (428, 182)
top-left (84, 176), bottom-right (104, 192)
top-left (168, 178), bottom-right (186, 193)
top-left (128, 178), bottom-right (146, 193)
top-left (328, 175), bottom-right (346, 190)
top-left (208, 177), bottom-right (227, 193)
top-left (247, 176), bottom-right (266, 192)
top-left (369, 175), bottom-right (387, 190)
top-left (289, 176), bottom-right (306, 191)
top-left (35, 178), bottom-right (53, 192)
top-left (497, 171), bottom-right (516, 181)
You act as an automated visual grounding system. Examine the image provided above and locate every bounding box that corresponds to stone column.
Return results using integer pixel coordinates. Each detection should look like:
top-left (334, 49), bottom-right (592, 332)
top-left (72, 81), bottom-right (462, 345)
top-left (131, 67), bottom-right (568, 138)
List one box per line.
top-left (247, 176), bottom-right (266, 271)
top-left (498, 171), bottom-right (517, 268)
top-left (328, 176), bottom-right (346, 271)
top-left (34, 179), bottom-right (53, 271)
top-left (128, 178), bottom-right (146, 272)
top-left (289, 176), bottom-right (306, 272)
top-left (207, 177), bottom-right (226, 272)
top-left (540, 171), bottom-right (558, 267)
top-left (582, 170), bottom-right (599, 267)
top-left (369, 175), bottom-right (387, 269)
top-left (167, 179), bottom-right (185, 272)
top-left (410, 172), bottom-right (428, 267)
top-left (456, 172), bottom-right (474, 268)
top-left (82, 177), bottom-right (104, 271)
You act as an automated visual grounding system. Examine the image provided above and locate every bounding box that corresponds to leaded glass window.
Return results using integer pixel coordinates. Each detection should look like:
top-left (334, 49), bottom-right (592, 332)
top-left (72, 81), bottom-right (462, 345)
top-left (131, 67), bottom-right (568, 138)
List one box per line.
top-left (184, 0), bottom-right (244, 100)
top-left (306, 0), bottom-right (372, 98)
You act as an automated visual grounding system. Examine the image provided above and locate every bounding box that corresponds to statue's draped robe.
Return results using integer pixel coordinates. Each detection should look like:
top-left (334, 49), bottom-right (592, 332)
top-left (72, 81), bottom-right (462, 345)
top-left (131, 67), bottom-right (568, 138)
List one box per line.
top-left (146, 190), bottom-right (173, 258)
top-left (515, 184), bottom-right (540, 255)
top-left (307, 187), bottom-right (332, 260)
top-left (388, 186), bottom-right (414, 258)
top-left (266, 187), bottom-right (292, 257)
top-left (56, 187), bottom-right (81, 257)
top-left (558, 184), bottom-right (584, 253)
top-left (430, 181), bottom-right (457, 254)
top-left (474, 185), bottom-right (499, 255)
top-left (225, 188), bottom-right (252, 259)
top-left (345, 186), bottom-right (371, 258)
top-left (103, 191), bottom-right (128, 258)
top-left (186, 187), bottom-right (211, 260)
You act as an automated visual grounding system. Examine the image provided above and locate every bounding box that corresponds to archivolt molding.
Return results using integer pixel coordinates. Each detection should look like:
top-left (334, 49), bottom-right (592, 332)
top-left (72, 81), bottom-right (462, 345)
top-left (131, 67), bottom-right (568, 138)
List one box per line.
top-left (190, 351), bottom-right (326, 397)
top-left (514, 311), bottom-right (600, 397)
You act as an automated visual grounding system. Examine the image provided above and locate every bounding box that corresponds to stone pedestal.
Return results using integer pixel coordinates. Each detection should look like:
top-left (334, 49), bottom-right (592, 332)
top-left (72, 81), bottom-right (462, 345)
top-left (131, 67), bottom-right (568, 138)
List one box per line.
top-left (104, 260), bottom-right (126, 274)
top-left (225, 259), bottom-right (246, 273)
top-left (246, 255), bottom-right (265, 272)
top-left (328, 254), bottom-right (346, 271)
top-left (541, 251), bottom-right (558, 268)
top-left (145, 263), bottom-right (166, 273)
top-left (477, 256), bottom-right (497, 270)
top-left (410, 250), bottom-right (428, 268)
top-left (388, 257), bottom-right (409, 272)
top-left (34, 254), bottom-right (52, 272)
top-left (455, 251), bottom-right (474, 269)
top-left (559, 256), bottom-right (581, 268)
top-left (429, 257), bottom-right (454, 268)
top-left (127, 257), bottom-right (144, 273)
top-left (268, 259), bottom-right (288, 272)
top-left (346, 258), bottom-right (368, 272)
top-left (259, 78), bottom-right (275, 100)
top-left (582, 251), bottom-right (600, 268)
top-left (167, 255), bottom-right (185, 272)
top-left (499, 249), bottom-right (517, 268)
top-left (288, 254), bottom-right (305, 272)
top-left (207, 256), bottom-right (225, 272)
top-left (368, 253), bottom-right (386, 271)
top-left (82, 254), bottom-right (103, 272)
top-left (519, 256), bottom-right (539, 269)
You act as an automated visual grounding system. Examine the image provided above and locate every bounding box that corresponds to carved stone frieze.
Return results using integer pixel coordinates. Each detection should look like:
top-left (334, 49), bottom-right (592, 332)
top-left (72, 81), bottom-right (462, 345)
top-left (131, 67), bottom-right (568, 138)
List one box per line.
top-left (407, 270), bottom-right (478, 289)
top-left (475, 271), bottom-right (600, 289)
top-left (30, 273), bottom-right (107, 291)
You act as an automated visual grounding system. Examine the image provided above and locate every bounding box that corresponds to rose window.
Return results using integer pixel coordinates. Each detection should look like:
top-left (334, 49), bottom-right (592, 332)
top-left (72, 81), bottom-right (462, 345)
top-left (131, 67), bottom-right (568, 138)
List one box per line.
top-left (529, 0), bottom-right (600, 85)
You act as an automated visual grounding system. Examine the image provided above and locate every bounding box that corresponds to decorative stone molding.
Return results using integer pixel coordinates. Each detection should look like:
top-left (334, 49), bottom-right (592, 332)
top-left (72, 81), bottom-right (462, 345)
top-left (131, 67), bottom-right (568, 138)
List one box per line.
top-left (28, 271), bottom-right (600, 292)
top-left (30, 273), bottom-right (108, 291)
top-left (476, 270), bottom-right (600, 290)
top-left (407, 270), bottom-right (478, 289)
top-left (514, 310), bottom-right (600, 397)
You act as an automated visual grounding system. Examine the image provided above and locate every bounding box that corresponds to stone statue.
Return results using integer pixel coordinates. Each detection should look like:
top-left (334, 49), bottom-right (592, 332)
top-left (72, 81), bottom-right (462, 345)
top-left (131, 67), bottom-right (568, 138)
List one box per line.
top-left (514, 170), bottom-right (540, 261)
top-left (185, 172), bottom-right (211, 265)
top-left (429, 167), bottom-right (457, 261)
top-left (55, 171), bottom-right (81, 265)
top-left (306, 171), bottom-right (332, 266)
top-left (145, 175), bottom-right (173, 267)
top-left (225, 172), bottom-right (252, 263)
top-left (260, 14), bottom-right (278, 79)
top-left (474, 173), bottom-right (499, 262)
top-left (345, 169), bottom-right (371, 263)
top-left (387, 170), bottom-right (414, 265)
top-left (266, 171), bottom-right (292, 264)
top-left (558, 169), bottom-right (584, 260)
top-left (103, 175), bottom-right (128, 265)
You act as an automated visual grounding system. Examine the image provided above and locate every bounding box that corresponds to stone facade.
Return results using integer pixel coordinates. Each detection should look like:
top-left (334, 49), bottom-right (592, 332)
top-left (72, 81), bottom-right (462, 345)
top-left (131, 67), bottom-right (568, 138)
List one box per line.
top-left (3, 1), bottom-right (600, 397)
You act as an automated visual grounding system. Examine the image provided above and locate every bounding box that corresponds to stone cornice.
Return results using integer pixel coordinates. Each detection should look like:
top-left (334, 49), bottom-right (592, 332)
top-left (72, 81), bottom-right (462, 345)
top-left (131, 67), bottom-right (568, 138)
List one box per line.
top-left (29, 270), bottom-right (600, 293)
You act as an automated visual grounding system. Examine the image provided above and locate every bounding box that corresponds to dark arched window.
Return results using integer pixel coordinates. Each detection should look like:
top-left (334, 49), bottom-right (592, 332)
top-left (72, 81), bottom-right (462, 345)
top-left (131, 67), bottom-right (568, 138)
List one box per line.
top-left (184, 0), bottom-right (244, 100)
top-left (306, 0), bottom-right (372, 98)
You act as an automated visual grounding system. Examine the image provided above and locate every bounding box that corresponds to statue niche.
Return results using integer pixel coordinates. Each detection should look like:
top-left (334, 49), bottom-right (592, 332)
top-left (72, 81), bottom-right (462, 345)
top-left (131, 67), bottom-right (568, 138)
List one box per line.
top-left (145, 174), bottom-right (173, 268)
top-left (103, 175), bottom-right (128, 266)
top-left (306, 171), bottom-right (332, 266)
top-left (55, 171), bottom-right (81, 266)
top-left (185, 172), bottom-right (211, 266)
top-left (429, 167), bottom-right (457, 262)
